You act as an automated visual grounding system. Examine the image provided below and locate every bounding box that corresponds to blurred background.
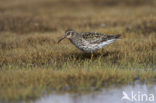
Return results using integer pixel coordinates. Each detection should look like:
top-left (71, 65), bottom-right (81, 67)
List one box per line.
top-left (0, 0), bottom-right (155, 34)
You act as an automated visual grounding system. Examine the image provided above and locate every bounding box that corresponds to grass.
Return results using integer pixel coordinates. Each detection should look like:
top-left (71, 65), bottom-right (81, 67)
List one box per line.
top-left (0, 68), bottom-right (155, 101)
top-left (0, 0), bottom-right (156, 101)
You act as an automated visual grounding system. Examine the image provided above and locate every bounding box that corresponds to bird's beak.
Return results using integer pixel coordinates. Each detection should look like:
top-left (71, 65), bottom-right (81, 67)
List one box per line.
top-left (58, 36), bottom-right (66, 43)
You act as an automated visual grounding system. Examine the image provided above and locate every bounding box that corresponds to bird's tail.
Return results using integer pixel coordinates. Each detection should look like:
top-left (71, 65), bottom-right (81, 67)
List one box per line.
top-left (113, 34), bottom-right (120, 39)
top-left (108, 34), bottom-right (120, 40)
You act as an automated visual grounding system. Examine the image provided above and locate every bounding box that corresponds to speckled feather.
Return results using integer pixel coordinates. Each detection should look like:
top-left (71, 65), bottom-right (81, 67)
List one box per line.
top-left (81, 32), bottom-right (118, 44)
top-left (58, 29), bottom-right (120, 53)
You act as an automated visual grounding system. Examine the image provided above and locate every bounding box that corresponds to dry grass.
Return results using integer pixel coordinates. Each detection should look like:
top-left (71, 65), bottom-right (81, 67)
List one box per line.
top-left (0, 0), bottom-right (156, 101)
top-left (0, 68), bottom-right (155, 101)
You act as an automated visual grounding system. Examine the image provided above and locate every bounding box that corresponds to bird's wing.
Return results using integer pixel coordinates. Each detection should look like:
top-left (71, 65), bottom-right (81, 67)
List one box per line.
top-left (81, 32), bottom-right (109, 44)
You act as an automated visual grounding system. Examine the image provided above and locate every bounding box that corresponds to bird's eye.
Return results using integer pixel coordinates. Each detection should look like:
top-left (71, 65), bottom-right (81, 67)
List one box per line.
top-left (68, 32), bottom-right (73, 36)
top-left (66, 32), bottom-right (70, 35)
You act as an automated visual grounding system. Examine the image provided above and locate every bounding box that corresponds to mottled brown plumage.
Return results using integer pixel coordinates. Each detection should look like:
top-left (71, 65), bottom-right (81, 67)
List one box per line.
top-left (58, 29), bottom-right (120, 53)
top-left (81, 32), bottom-right (120, 44)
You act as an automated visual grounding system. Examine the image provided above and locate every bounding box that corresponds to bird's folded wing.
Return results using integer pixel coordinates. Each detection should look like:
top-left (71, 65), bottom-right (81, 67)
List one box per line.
top-left (81, 32), bottom-right (109, 44)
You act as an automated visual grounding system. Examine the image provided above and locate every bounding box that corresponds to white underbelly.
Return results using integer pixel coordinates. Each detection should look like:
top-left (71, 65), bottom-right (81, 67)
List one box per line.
top-left (75, 39), bottom-right (115, 53)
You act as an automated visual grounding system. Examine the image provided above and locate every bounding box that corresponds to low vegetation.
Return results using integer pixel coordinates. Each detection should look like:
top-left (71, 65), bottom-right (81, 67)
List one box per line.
top-left (0, 0), bottom-right (155, 101)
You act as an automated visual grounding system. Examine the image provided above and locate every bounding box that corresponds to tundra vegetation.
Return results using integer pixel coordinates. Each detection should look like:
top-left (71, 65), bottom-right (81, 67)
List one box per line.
top-left (0, 0), bottom-right (156, 101)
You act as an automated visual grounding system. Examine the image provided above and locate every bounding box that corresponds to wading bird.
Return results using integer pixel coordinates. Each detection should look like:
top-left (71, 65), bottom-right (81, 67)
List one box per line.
top-left (58, 29), bottom-right (120, 54)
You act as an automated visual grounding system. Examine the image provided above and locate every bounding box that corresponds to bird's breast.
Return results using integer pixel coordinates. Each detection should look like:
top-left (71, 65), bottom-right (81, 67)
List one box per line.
top-left (69, 38), bottom-right (98, 53)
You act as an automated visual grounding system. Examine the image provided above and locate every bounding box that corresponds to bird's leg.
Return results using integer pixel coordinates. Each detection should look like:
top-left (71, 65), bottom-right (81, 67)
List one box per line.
top-left (90, 53), bottom-right (94, 60)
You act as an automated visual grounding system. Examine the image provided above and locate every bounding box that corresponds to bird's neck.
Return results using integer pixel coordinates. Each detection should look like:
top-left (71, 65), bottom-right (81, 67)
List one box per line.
top-left (69, 34), bottom-right (81, 44)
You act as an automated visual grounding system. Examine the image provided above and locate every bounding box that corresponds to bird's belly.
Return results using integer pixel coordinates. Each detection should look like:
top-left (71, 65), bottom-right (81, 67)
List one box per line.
top-left (74, 43), bottom-right (100, 53)
top-left (71, 39), bottom-right (115, 53)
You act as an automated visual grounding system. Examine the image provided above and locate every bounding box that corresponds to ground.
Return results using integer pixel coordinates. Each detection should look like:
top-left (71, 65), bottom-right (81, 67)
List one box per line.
top-left (0, 0), bottom-right (156, 101)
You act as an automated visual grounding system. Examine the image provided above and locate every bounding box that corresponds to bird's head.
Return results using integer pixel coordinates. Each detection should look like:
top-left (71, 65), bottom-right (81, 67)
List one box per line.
top-left (58, 29), bottom-right (77, 43)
